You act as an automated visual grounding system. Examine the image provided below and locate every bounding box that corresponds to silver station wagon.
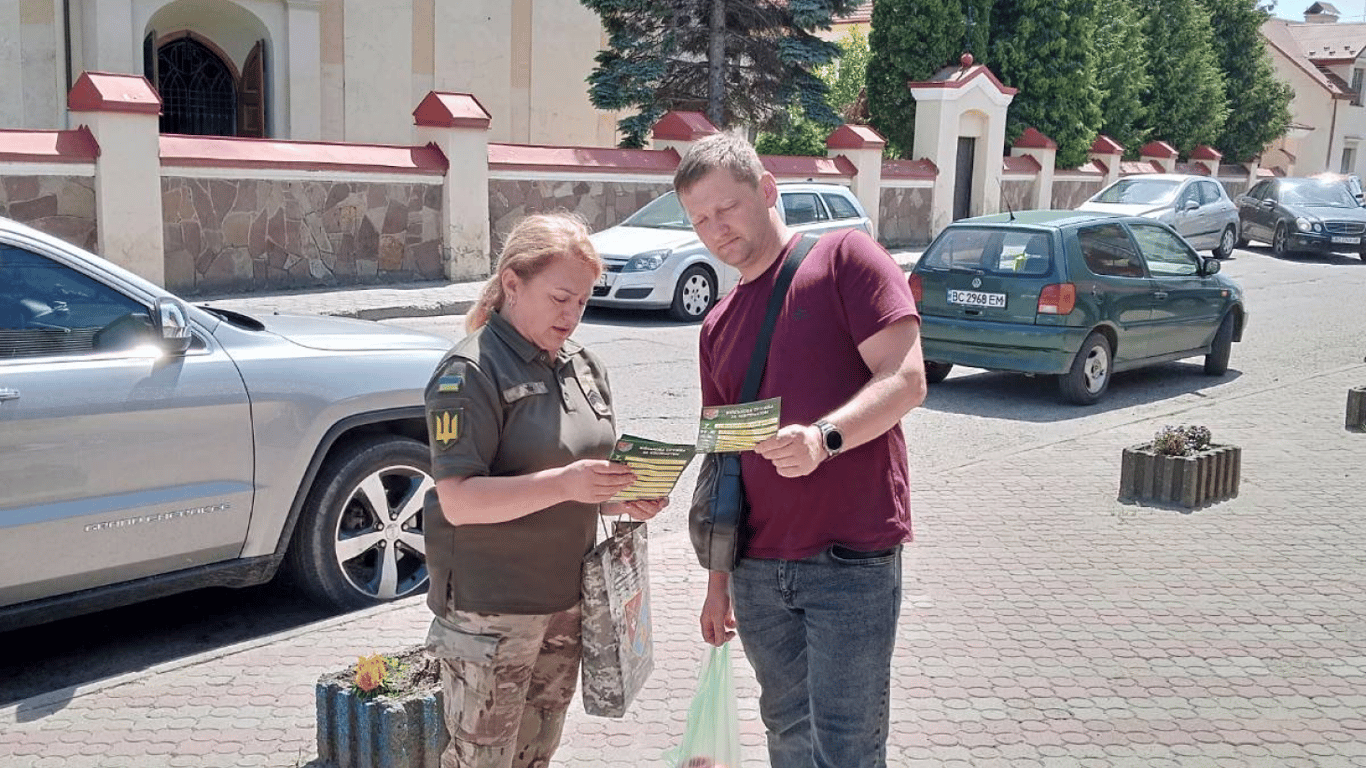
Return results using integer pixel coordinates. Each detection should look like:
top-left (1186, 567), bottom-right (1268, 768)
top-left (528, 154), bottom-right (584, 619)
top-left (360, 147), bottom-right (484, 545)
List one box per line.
top-left (590, 182), bottom-right (872, 321)
top-left (0, 216), bottom-right (450, 630)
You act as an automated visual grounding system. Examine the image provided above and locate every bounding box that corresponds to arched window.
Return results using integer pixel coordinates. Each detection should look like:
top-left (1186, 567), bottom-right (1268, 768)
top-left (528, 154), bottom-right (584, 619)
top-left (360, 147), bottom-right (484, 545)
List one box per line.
top-left (157, 36), bottom-right (237, 136)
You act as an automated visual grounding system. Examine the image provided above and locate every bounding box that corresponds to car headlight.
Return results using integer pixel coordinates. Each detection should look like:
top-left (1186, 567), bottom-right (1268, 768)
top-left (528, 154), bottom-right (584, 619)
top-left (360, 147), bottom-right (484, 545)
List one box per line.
top-left (1296, 217), bottom-right (1316, 232)
top-left (623, 250), bottom-right (670, 272)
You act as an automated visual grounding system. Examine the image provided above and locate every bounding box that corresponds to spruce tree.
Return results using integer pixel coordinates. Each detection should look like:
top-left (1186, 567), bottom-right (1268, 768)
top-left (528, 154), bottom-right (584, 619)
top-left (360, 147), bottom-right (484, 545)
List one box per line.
top-left (581, 0), bottom-right (862, 148)
top-left (1137, 0), bottom-right (1229, 153)
top-left (1198, 0), bottom-right (1293, 161)
top-left (1094, 0), bottom-right (1151, 155)
top-left (990, 0), bottom-right (1104, 169)
top-left (865, 0), bottom-right (991, 158)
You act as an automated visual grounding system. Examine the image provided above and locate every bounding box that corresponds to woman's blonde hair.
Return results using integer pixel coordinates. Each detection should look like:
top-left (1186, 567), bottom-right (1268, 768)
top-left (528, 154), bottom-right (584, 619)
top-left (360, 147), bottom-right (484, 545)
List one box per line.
top-left (466, 212), bottom-right (603, 332)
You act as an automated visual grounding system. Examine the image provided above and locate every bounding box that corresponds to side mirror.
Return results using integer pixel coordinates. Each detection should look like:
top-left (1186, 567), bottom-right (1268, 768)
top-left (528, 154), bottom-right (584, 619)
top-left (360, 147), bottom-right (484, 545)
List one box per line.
top-left (1263, 199), bottom-right (1276, 208)
top-left (155, 296), bottom-right (193, 354)
top-left (1183, 200), bottom-right (1200, 211)
top-left (1200, 257), bottom-right (1222, 276)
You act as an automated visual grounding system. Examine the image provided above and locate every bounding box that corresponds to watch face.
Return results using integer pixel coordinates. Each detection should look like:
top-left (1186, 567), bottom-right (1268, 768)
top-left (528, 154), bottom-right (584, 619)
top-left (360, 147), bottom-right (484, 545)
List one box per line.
top-left (824, 425), bottom-right (843, 451)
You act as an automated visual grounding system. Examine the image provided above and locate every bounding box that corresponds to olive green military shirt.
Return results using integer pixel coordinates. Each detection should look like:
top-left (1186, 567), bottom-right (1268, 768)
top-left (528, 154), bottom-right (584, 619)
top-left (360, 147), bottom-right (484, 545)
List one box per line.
top-left (423, 311), bottom-right (617, 615)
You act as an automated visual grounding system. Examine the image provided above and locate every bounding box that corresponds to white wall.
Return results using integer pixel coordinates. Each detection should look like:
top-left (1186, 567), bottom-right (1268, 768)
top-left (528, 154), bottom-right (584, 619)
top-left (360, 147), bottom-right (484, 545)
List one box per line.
top-left (342, 0), bottom-right (412, 143)
top-left (433, 0), bottom-right (513, 143)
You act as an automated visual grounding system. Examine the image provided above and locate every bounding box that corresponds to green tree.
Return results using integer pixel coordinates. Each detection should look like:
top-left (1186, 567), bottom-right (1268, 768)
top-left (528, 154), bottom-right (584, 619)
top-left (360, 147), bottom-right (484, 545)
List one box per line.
top-left (1199, 0), bottom-right (1293, 161)
top-left (755, 26), bottom-right (873, 158)
top-left (1093, 0), bottom-right (1151, 155)
top-left (1137, 0), bottom-right (1229, 153)
top-left (582, 0), bottom-right (862, 148)
top-left (824, 25), bottom-right (874, 120)
top-left (990, 0), bottom-right (1104, 168)
top-left (865, 0), bottom-right (991, 158)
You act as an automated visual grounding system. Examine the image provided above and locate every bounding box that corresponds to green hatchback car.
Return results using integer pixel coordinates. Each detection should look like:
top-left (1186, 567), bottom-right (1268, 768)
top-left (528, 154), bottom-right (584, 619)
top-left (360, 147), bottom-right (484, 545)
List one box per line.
top-left (909, 210), bottom-right (1247, 404)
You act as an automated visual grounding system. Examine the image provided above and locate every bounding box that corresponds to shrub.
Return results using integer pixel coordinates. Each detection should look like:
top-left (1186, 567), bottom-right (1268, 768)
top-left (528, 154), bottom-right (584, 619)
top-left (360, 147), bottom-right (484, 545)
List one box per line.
top-left (1150, 424), bottom-right (1214, 456)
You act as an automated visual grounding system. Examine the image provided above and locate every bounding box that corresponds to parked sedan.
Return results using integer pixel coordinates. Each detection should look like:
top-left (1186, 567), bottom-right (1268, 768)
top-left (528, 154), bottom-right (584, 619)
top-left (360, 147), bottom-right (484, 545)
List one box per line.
top-left (1078, 174), bottom-right (1240, 259)
top-left (1235, 176), bottom-right (1366, 259)
top-left (909, 210), bottom-right (1247, 405)
top-left (590, 182), bottom-right (872, 321)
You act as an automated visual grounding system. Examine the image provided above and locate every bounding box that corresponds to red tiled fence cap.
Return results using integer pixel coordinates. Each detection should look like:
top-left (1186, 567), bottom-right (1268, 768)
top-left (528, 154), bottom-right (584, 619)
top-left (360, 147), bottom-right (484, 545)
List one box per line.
top-left (68, 72), bottom-right (161, 115)
top-left (0, 127), bottom-right (100, 162)
top-left (826, 124), bottom-right (886, 150)
top-left (413, 92), bottom-right (491, 129)
top-left (1013, 127), bottom-right (1057, 150)
top-left (1139, 140), bottom-right (1179, 159)
top-left (651, 112), bottom-right (719, 142)
top-left (1090, 134), bottom-right (1125, 154)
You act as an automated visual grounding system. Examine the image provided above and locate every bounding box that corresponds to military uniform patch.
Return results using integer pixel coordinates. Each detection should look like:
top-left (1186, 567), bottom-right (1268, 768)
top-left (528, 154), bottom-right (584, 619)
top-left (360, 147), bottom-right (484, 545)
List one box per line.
top-left (431, 408), bottom-right (462, 450)
top-left (502, 381), bottom-right (549, 403)
top-left (437, 373), bottom-right (465, 393)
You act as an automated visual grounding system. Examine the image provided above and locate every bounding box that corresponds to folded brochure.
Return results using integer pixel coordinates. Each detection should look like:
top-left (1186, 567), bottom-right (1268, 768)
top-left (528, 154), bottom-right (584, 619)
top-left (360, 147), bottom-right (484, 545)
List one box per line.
top-left (608, 434), bottom-right (698, 501)
top-left (695, 397), bottom-right (781, 453)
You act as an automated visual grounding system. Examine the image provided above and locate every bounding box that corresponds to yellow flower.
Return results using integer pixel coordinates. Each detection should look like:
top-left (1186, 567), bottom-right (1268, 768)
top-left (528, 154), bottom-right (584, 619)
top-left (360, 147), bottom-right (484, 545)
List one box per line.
top-left (354, 653), bottom-right (388, 693)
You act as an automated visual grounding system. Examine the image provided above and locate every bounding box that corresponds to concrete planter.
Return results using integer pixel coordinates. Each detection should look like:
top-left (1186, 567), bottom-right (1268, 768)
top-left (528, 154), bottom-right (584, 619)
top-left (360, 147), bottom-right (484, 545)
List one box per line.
top-left (316, 649), bottom-right (447, 768)
top-left (1348, 386), bottom-right (1366, 432)
top-left (1119, 443), bottom-right (1241, 509)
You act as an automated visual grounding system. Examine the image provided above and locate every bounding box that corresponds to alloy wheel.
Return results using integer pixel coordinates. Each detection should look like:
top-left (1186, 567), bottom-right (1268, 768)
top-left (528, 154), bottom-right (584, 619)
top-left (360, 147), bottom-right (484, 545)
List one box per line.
top-left (332, 464), bottom-right (432, 600)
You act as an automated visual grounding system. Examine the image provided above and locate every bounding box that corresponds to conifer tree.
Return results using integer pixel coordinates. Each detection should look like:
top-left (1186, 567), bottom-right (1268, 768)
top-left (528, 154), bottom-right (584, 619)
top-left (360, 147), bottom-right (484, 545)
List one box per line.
top-left (990, 0), bottom-right (1104, 168)
top-left (865, 0), bottom-right (991, 158)
top-left (1198, 0), bottom-right (1293, 161)
top-left (1094, 0), bottom-right (1151, 155)
top-left (1137, 0), bottom-right (1230, 153)
top-left (582, 0), bottom-right (862, 147)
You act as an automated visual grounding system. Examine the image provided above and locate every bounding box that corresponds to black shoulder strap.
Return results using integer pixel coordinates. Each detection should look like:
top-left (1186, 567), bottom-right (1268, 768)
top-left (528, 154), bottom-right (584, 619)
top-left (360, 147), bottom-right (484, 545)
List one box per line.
top-left (740, 234), bottom-right (817, 402)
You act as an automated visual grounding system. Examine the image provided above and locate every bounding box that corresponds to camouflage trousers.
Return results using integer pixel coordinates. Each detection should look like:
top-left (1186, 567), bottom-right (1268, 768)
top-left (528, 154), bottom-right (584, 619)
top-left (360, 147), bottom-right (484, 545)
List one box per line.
top-left (425, 604), bottom-right (583, 768)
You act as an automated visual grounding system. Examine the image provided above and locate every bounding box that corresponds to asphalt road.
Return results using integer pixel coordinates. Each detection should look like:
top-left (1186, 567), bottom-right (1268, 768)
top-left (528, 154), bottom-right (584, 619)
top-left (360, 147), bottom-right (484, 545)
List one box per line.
top-left (3, 243), bottom-right (1362, 706)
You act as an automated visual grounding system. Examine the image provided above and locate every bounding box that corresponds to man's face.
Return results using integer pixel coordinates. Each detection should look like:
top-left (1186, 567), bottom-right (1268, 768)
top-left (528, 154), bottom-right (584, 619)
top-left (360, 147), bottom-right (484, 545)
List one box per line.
top-left (677, 168), bottom-right (781, 277)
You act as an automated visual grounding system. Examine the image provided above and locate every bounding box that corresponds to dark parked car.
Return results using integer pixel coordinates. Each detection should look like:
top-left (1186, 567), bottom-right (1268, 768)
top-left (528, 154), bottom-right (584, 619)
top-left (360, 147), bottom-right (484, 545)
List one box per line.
top-left (909, 211), bottom-right (1248, 405)
top-left (1236, 177), bottom-right (1366, 259)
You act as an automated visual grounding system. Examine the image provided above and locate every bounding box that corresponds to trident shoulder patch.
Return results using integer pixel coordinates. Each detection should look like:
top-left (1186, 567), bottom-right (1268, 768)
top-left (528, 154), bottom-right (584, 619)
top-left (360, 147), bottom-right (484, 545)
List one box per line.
top-left (430, 408), bottom-right (463, 450)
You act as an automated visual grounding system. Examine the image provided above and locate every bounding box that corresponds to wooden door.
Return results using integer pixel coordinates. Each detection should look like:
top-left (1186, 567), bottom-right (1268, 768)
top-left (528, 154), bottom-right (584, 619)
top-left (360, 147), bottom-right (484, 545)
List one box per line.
top-left (237, 40), bottom-right (266, 138)
top-left (954, 137), bottom-right (976, 221)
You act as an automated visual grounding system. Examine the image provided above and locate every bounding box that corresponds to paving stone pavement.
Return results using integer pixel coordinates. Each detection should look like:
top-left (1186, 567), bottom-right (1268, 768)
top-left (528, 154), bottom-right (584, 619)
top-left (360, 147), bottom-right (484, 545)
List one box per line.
top-left (3, 266), bottom-right (1366, 768)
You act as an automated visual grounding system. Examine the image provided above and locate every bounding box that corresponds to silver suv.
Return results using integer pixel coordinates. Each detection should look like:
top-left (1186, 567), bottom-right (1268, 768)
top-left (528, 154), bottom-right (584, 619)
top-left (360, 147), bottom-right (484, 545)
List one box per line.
top-left (590, 182), bottom-right (873, 321)
top-left (0, 217), bottom-right (450, 631)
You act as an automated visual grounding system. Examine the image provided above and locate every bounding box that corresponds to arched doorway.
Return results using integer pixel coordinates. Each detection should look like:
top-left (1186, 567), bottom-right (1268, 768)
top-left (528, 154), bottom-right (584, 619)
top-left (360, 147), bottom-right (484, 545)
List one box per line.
top-left (156, 35), bottom-right (237, 136)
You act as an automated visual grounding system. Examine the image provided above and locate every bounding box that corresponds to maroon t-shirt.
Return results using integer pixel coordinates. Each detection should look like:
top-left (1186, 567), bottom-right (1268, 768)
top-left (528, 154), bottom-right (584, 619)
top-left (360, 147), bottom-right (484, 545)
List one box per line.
top-left (698, 229), bottom-right (920, 560)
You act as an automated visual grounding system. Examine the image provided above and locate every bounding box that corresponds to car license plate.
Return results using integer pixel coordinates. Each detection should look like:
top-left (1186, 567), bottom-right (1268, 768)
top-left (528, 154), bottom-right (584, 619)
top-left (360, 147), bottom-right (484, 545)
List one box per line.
top-left (1331, 235), bottom-right (1360, 244)
top-left (947, 289), bottom-right (1006, 309)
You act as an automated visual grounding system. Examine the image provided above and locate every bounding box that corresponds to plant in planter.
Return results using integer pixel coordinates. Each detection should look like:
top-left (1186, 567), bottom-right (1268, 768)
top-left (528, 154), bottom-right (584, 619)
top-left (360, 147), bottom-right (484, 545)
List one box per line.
top-left (1347, 386), bottom-right (1366, 432)
top-left (316, 646), bottom-right (447, 768)
top-left (1119, 424), bottom-right (1241, 509)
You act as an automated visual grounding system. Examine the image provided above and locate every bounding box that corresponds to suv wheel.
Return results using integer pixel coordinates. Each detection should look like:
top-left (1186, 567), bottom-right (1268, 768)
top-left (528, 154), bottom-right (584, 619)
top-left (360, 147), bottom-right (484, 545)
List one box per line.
top-left (1213, 225), bottom-right (1236, 259)
top-left (284, 435), bottom-right (432, 610)
top-left (670, 265), bottom-right (716, 322)
top-left (925, 361), bottom-right (953, 384)
top-left (1059, 333), bottom-right (1112, 405)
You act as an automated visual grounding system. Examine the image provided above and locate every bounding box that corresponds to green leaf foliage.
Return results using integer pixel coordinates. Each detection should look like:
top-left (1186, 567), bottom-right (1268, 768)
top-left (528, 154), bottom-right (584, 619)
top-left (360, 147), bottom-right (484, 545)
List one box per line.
top-left (822, 26), bottom-right (873, 121)
top-left (581, 0), bottom-right (862, 148)
top-left (990, 0), bottom-right (1104, 168)
top-left (1137, 0), bottom-right (1230, 154)
top-left (866, 0), bottom-right (991, 158)
top-left (1093, 0), bottom-right (1151, 156)
top-left (1198, 0), bottom-right (1293, 161)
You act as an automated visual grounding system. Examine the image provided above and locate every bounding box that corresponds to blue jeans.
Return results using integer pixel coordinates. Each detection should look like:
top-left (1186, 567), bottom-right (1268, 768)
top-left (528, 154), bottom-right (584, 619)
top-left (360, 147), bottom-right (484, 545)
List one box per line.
top-left (730, 544), bottom-right (902, 768)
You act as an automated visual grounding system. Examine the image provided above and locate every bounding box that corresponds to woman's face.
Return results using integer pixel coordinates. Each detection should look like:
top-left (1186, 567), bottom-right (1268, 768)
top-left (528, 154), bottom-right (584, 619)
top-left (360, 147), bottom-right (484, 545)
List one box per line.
top-left (501, 255), bottom-right (598, 355)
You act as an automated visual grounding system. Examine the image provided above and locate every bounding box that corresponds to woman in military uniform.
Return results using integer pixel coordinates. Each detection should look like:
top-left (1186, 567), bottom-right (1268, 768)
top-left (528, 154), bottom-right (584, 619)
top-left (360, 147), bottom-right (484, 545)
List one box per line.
top-left (423, 213), bottom-right (667, 768)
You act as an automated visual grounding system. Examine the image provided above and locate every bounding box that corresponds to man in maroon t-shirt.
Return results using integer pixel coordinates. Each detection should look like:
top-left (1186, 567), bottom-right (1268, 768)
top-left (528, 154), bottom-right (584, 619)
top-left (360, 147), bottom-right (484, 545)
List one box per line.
top-left (676, 131), bottom-right (927, 768)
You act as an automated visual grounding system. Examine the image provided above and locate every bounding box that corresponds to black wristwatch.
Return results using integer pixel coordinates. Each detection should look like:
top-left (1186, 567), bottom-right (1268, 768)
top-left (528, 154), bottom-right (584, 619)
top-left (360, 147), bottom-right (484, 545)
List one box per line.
top-left (814, 419), bottom-right (844, 459)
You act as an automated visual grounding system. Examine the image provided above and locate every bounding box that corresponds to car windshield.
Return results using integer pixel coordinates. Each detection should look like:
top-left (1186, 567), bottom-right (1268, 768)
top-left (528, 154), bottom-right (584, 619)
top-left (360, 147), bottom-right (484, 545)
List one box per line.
top-left (1281, 181), bottom-right (1359, 208)
top-left (621, 192), bottom-right (693, 230)
top-left (920, 227), bottom-right (1054, 275)
top-left (1092, 178), bottom-right (1181, 205)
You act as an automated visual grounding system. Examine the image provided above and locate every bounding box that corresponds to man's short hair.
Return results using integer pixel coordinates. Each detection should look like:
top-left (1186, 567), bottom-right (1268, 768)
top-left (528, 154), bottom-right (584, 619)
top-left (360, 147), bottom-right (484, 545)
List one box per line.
top-left (674, 131), bottom-right (766, 193)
